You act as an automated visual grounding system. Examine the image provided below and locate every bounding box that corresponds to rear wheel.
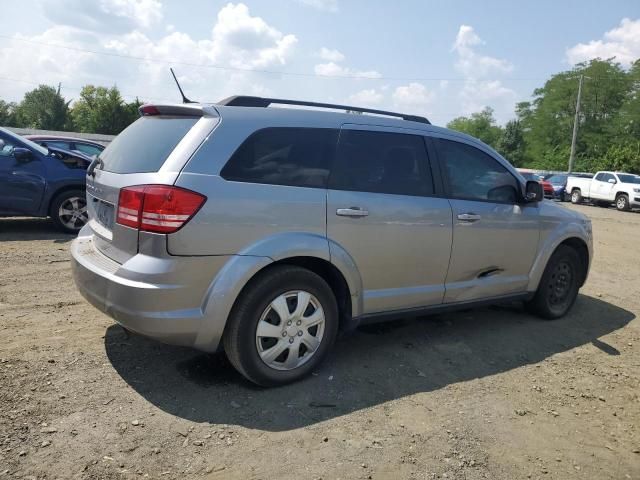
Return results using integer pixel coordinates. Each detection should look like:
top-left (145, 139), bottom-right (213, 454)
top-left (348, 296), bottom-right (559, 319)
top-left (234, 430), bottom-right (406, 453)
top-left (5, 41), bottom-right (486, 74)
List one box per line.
top-left (570, 189), bottom-right (582, 204)
top-left (50, 190), bottom-right (88, 233)
top-left (223, 266), bottom-right (339, 386)
top-left (616, 193), bottom-right (630, 211)
top-left (526, 245), bottom-right (581, 320)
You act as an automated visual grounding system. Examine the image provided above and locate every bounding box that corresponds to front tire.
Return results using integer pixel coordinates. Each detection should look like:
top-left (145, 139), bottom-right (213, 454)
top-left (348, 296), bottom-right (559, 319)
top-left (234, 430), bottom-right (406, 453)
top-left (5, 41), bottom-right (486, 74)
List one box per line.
top-left (616, 193), bottom-right (630, 211)
top-left (50, 190), bottom-right (88, 233)
top-left (570, 189), bottom-right (582, 204)
top-left (223, 266), bottom-right (339, 386)
top-left (526, 245), bottom-right (581, 320)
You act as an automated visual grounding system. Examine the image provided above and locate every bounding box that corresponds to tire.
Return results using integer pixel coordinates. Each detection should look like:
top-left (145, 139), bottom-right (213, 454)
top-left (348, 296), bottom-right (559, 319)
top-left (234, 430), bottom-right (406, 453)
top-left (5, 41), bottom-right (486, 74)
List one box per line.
top-left (526, 245), bottom-right (581, 320)
top-left (570, 189), bottom-right (582, 204)
top-left (616, 193), bottom-right (630, 211)
top-left (49, 190), bottom-right (88, 233)
top-left (223, 265), bottom-right (339, 386)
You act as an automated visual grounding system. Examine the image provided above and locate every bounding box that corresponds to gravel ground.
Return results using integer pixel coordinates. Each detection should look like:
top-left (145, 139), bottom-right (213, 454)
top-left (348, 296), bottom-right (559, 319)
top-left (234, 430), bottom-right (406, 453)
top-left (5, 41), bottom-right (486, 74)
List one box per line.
top-left (0, 203), bottom-right (639, 480)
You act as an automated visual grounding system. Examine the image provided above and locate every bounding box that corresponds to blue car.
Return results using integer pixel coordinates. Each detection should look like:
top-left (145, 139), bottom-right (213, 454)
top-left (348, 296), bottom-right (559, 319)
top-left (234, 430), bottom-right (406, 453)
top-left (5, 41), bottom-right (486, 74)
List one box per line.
top-left (0, 127), bottom-right (91, 233)
top-left (545, 174), bottom-right (569, 201)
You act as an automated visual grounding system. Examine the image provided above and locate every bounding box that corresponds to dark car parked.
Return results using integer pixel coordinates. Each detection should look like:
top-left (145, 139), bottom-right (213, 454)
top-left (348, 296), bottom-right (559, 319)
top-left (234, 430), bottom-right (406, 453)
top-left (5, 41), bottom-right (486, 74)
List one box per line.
top-left (26, 135), bottom-right (105, 158)
top-left (0, 127), bottom-right (91, 233)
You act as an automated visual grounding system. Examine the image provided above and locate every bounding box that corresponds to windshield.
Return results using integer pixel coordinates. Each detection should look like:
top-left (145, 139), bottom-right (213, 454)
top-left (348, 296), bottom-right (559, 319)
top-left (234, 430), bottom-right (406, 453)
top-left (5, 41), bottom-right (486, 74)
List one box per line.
top-left (616, 173), bottom-right (640, 184)
top-left (546, 174), bottom-right (567, 185)
top-left (0, 128), bottom-right (49, 155)
top-left (98, 116), bottom-right (199, 174)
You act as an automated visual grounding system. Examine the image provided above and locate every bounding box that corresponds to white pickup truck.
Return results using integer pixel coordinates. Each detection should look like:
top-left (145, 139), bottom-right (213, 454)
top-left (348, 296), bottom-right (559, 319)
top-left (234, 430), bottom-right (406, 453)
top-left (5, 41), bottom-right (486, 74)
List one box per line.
top-left (567, 171), bottom-right (640, 211)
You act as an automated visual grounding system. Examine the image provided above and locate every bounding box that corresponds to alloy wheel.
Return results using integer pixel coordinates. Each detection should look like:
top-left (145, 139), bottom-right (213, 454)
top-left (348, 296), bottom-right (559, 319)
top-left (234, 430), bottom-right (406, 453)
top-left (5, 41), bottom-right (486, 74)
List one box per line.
top-left (58, 196), bottom-right (88, 231)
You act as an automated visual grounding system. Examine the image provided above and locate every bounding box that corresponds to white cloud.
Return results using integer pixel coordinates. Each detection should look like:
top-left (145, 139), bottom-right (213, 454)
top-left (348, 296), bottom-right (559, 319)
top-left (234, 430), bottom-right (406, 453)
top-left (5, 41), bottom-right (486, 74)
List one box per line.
top-left (207, 3), bottom-right (297, 69)
top-left (450, 25), bottom-right (516, 123)
top-left (319, 47), bottom-right (345, 62)
top-left (453, 25), bottom-right (513, 77)
top-left (296, 0), bottom-right (338, 12)
top-left (0, 3), bottom-right (296, 103)
top-left (459, 79), bottom-right (515, 116)
top-left (314, 62), bottom-right (381, 78)
top-left (392, 82), bottom-right (434, 107)
top-left (42, 0), bottom-right (162, 33)
top-left (348, 88), bottom-right (384, 107)
top-left (566, 18), bottom-right (640, 67)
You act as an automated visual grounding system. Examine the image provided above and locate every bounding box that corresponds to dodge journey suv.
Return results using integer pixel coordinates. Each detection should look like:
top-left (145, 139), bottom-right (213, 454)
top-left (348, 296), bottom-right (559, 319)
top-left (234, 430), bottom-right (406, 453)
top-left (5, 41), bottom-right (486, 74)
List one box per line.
top-left (71, 96), bottom-right (593, 386)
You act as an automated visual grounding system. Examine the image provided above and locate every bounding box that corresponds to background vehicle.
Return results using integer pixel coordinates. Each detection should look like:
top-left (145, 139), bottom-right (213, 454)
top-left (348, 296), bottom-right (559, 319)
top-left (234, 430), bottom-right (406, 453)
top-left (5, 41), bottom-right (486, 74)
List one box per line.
top-left (545, 173), bottom-right (569, 201)
top-left (566, 171), bottom-right (640, 211)
top-left (26, 135), bottom-right (105, 158)
top-left (0, 127), bottom-right (91, 233)
top-left (71, 97), bottom-right (593, 386)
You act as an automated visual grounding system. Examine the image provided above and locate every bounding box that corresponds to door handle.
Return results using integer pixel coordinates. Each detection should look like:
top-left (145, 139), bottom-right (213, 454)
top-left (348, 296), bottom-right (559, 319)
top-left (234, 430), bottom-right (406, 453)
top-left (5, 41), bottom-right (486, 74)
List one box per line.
top-left (457, 213), bottom-right (481, 222)
top-left (336, 207), bottom-right (369, 217)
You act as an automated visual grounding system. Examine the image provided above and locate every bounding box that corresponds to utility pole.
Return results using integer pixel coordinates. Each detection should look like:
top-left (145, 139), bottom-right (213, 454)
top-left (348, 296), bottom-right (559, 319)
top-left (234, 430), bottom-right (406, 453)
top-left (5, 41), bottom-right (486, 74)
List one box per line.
top-left (568, 75), bottom-right (584, 173)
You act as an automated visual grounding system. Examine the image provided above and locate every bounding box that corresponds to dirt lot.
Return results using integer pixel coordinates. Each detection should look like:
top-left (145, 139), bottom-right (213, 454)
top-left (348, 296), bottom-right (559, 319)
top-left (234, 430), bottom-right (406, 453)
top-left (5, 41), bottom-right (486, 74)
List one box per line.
top-left (1, 203), bottom-right (639, 480)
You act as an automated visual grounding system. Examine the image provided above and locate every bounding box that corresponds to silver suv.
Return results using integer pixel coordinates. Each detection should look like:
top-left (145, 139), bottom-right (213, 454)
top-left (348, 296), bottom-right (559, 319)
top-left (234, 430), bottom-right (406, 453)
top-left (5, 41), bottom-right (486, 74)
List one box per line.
top-left (71, 96), bottom-right (593, 386)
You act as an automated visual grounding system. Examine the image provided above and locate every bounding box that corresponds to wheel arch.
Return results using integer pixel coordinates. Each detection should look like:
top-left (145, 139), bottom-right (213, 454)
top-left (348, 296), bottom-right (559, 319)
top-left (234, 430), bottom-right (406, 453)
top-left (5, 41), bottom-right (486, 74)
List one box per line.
top-left (528, 228), bottom-right (592, 292)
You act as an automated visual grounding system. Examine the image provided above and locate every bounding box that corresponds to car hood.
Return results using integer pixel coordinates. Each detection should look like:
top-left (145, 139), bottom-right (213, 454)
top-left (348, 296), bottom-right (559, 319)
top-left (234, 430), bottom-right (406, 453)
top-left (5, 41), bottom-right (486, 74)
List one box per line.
top-left (539, 200), bottom-right (589, 222)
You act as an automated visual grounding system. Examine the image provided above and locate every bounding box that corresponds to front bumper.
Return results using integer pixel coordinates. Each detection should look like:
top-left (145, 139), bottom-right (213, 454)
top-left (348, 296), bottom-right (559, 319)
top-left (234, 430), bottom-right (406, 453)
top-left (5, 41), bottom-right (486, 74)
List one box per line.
top-left (70, 233), bottom-right (228, 349)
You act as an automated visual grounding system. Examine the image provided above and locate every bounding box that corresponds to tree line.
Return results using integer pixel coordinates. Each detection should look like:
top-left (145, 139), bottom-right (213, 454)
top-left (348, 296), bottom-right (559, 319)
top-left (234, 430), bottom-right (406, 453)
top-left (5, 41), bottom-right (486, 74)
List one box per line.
top-left (1, 57), bottom-right (638, 172)
top-left (447, 58), bottom-right (640, 174)
top-left (0, 84), bottom-right (142, 136)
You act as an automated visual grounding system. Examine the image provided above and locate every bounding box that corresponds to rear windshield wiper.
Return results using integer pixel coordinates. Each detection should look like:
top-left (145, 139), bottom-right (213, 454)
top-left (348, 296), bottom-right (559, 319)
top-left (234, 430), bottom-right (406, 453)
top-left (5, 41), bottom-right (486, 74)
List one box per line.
top-left (87, 157), bottom-right (104, 177)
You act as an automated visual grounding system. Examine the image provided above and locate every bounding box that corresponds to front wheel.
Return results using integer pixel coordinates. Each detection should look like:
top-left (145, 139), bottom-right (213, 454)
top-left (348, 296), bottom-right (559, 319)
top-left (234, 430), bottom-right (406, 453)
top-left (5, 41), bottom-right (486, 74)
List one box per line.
top-left (223, 266), bottom-right (339, 386)
top-left (616, 194), bottom-right (631, 211)
top-left (570, 189), bottom-right (582, 204)
top-left (50, 190), bottom-right (88, 233)
top-left (526, 245), bottom-right (581, 320)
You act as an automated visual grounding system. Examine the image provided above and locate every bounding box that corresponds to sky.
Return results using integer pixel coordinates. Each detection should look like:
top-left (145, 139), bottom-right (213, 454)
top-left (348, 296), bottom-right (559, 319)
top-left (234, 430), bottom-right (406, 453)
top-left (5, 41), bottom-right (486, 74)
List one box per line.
top-left (0, 0), bottom-right (639, 125)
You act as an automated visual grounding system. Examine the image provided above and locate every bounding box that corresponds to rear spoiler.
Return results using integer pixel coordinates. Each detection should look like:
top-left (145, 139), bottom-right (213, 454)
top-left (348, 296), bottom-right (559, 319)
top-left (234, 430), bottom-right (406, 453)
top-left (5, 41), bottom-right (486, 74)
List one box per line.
top-left (138, 103), bottom-right (219, 118)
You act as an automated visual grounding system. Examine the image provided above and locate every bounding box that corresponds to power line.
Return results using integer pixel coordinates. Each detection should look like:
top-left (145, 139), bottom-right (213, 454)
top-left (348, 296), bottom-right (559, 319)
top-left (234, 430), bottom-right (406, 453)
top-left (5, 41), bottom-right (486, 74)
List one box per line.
top-left (0, 76), bottom-right (176, 103)
top-left (2, 34), bottom-right (630, 83)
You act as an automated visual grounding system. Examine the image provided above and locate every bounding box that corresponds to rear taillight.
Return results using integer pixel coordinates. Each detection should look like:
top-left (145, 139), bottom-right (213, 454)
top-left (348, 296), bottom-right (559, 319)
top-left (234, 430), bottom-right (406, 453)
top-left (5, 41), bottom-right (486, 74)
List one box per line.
top-left (116, 185), bottom-right (206, 234)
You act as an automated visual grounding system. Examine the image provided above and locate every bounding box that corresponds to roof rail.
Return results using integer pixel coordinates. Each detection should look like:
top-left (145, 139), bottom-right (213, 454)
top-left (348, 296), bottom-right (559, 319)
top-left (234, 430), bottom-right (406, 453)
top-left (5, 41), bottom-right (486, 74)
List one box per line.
top-left (217, 95), bottom-right (430, 124)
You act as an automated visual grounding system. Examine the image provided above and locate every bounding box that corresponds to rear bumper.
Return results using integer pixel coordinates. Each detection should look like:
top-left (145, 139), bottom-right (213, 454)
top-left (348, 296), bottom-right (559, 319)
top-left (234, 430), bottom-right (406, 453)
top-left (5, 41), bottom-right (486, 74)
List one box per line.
top-left (71, 231), bottom-right (229, 350)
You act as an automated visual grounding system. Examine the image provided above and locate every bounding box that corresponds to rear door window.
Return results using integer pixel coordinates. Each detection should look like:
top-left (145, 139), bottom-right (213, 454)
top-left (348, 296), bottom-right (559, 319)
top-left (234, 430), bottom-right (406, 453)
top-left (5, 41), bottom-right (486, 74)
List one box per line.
top-left (221, 127), bottom-right (338, 188)
top-left (329, 129), bottom-right (434, 196)
top-left (99, 116), bottom-right (199, 174)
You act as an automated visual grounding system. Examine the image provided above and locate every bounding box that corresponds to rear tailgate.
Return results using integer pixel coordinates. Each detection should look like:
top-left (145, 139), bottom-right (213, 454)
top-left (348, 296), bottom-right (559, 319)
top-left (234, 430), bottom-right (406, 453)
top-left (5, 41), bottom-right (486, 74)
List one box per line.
top-left (86, 106), bottom-right (219, 263)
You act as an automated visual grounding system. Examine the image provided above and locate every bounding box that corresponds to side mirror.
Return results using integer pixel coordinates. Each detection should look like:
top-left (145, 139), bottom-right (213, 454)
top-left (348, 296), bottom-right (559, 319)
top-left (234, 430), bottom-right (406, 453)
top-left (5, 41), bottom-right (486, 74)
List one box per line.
top-left (13, 147), bottom-right (32, 163)
top-left (607, 178), bottom-right (616, 184)
top-left (524, 180), bottom-right (543, 202)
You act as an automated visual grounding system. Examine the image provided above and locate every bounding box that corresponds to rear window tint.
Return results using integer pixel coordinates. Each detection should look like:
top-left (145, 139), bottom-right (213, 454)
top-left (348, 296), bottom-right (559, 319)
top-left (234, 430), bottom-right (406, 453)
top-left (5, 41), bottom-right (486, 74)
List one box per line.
top-left (330, 129), bottom-right (434, 196)
top-left (99, 117), bottom-right (198, 174)
top-left (220, 127), bottom-right (338, 188)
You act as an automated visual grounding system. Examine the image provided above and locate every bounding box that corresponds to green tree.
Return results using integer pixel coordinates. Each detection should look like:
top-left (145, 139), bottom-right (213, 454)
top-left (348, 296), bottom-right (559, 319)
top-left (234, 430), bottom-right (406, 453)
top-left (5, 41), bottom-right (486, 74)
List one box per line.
top-left (519, 59), bottom-right (631, 171)
top-left (0, 100), bottom-right (18, 126)
top-left (14, 84), bottom-right (70, 130)
top-left (496, 119), bottom-right (525, 166)
top-left (71, 85), bottom-right (141, 135)
top-left (446, 107), bottom-right (504, 149)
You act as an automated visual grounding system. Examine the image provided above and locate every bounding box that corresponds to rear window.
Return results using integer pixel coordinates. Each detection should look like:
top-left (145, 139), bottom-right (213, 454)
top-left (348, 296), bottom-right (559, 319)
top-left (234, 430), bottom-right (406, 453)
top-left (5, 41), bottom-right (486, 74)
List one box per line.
top-left (98, 116), bottom-right (198, 174)
top-left (221, 127), bottom-right (338, 188)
